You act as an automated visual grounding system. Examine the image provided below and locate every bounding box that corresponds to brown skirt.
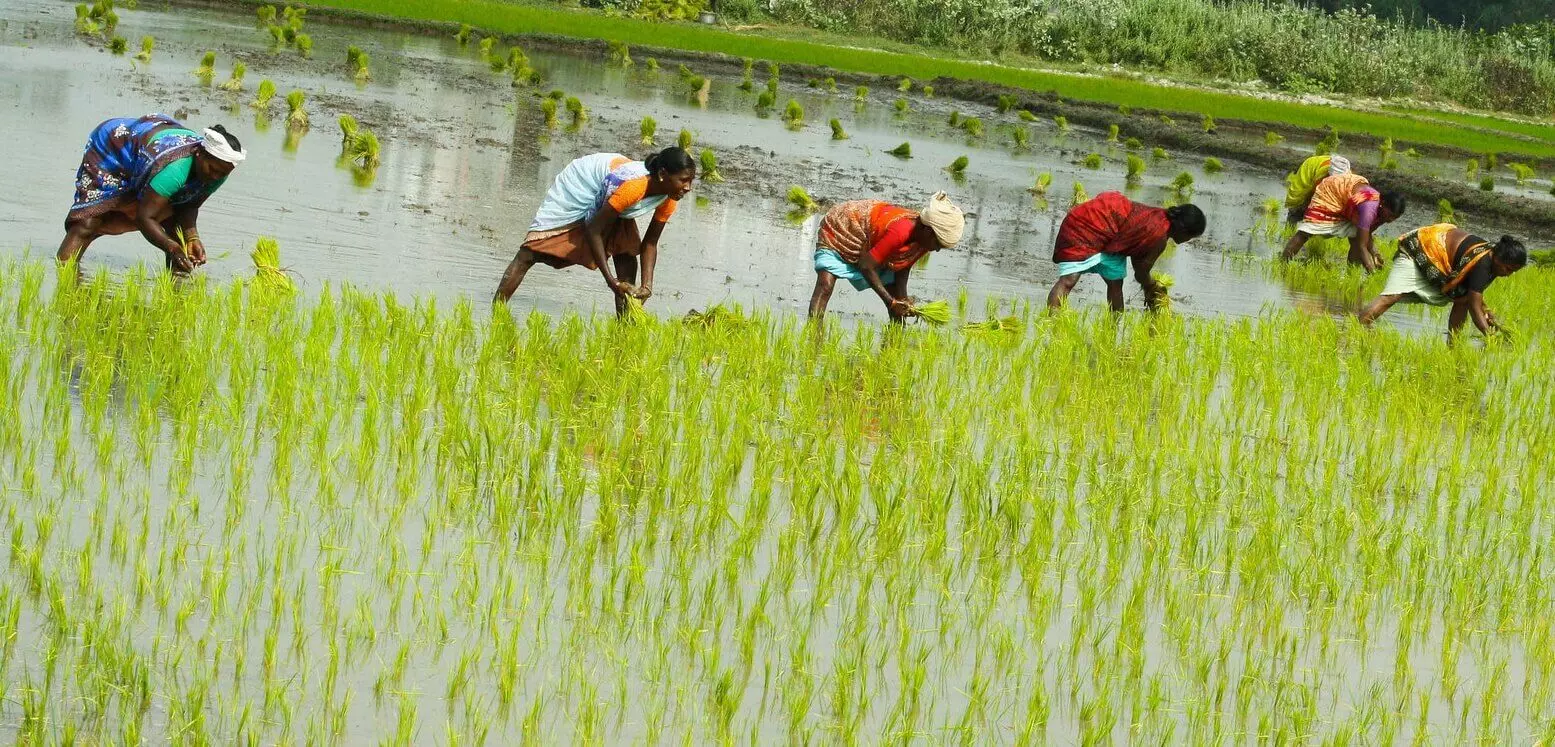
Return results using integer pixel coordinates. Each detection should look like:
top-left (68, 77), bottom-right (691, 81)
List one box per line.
top-left (523, 220), bottom-right (641, 270)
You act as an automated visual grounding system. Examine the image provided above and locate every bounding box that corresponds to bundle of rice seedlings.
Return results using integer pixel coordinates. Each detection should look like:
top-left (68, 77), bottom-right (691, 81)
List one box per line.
top-left (947, 156), bottom-right (969, 176)
top-left (348, 130), bottom-right (380, 169)
top-left (1124, 137), bottom-right (1142, 150)
top-left (1152, 147), bottom-right (1170, 160)
top-left (887, 142), bottom-right (912, 159)
top-left (454, 23), bottom-right (472, 45)
top-left (296, 34), bottom-right (312, 58)
top-left (1125, 154), bottom-right (1145, 183)
top-left (565, 96), bottom-right (587, 124)
top-left (1107, 124), bottom-right (1120, 143)
top-left (677, 129), bottom-right (693, 150)
top-left (286, 90), bottom-right (308, 130)
top-left (540, 98), bottom-right (557, 129)
top-left (639, 116), bottom-right (656, 146)
top-left (963, 316), bottom-right (1022, 334)
top-left (699, 149), bottom-right (722, 183)
top-left (621, 295), bottom-right (652, 325)
top-left (607, 41), bottom-right (632, 67)
top-left (996, 94), bottom-right (1017, 113)
top-left (1018, 110), bottom-right (1037, 123)
top-left (910, 300), bottom-right (951, 325)
top-left (961, 117), bottom-right (984, 138)
top-left (682, 304), bottom-right (752, 329)
top-left (1437, 199), bottom-right (1454, 223)
top-left (829, 119), bottom-right (848, 140)
top-left (1480, 176), bottom-right (1495, 192)
top-left (218, 61), bottom-right (246, 92)
top-left (1153, 272), bottom-right (1176, 289)
top-left (894, 98), bottom-right (909, 114)
top-left (109, 35), bottom-right (127, 54)
top-left (948, 111), bottom-right (961, 127)
top-left (1266, 131), bottom-right (1284, 145)
top-left (1201, 115), bottom-right (1216, 133)
top-left (1011, 128), bottom-right (1031, 150)
top-left (251, 236), bottom-right (295, 292)
top-left (133, 35), bottom-right (153, 62)
top-left (257, 4), bottom-right (277, 24)
top-left (782, 99), bottom-right (804, 127)
top-left (1083, 153), bottom-right (1102, 169)
top-left (786, 186), bottom-right (817, 214)
top-left (896, 77), bottom-right (911, 92)
top-left (755, 90), bottom-right (775, 111)
top-left (252, 79), bottom-right (277, 109)
top-left (1072, 181), bottom-right (1088, 204)
top-left (354, 52), bottom-right (370, 82)
top-left (1054, 115), bottom-right (1070, 132)
top-left (338, 114), bottom-right (358, 145)
top-left (854, 85), bottom-right (868, 101)
top-left (1204, 157), bottom-right (1224, 173)
top-left (1029, 172), bottom-right (1052, 196)
top-left (922, 85), bottom-right (934, 98)
top-left (1170, 172), bottom-right (1194, 195)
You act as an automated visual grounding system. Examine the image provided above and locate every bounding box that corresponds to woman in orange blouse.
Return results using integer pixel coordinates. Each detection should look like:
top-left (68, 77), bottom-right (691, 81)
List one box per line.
top-left (808, 192), bottom-right (965, 322)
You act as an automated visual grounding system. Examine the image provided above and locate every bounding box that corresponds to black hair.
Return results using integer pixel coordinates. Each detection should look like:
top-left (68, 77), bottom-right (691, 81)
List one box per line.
top-left (1166, 203), bottom-right (1206, 239)
top-left (1380, 190), bottom-right (1406, 218)
top-left (206, 123), bottom-right (242, 151)
top-left (1493, 235), bottom-right (1527, 268)
top-left (644, 146), bottom-right (695, 177)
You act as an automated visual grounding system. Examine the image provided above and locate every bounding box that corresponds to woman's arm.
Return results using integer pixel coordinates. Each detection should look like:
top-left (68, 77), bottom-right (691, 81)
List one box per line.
top-left (172, 203), bottom-right (206, 265)
top-left (634, 219), bottom-right (666, 300)
top-left (1131, 241), bottom-right (1169, 310)
top-left (136, 191), bottom-right (193, 271)
top-left (585, 205), bottom-right (630, 295)
top-left (857, 252), bottom-right (909, 316)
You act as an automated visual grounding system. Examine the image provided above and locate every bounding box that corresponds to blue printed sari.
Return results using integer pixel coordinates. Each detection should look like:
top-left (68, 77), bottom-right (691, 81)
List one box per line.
top-left (68, 114), bottom-right (213, 220)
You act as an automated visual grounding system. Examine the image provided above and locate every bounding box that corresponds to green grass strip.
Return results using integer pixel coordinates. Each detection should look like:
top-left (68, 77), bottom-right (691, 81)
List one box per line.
top-left (1382, 106), bottom-right (1555, 146)
top-left (310, 0), bottom-right (1555, 158)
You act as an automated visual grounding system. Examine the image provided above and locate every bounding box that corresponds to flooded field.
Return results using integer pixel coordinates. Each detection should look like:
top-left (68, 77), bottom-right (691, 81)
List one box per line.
top-left (3, 1), bottom-right (1555, 745)
top-left (2, 0), bottom-right (1544, 326)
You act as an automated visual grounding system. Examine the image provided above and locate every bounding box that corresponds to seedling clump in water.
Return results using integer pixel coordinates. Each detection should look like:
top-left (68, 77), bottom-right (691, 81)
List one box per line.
top-left (786, 185), bottom-right (817, 213)
top-left (196, 50), bottom-right (216, 83)
top-left (887, 142), bottom-right (912, 158)
top-left (133, 35), bottom-right (153, 62)
top-left (252, 79), bottom-right (277, 109)
top-left (218, 61), bottom-right (246, 92)
top-left (698, 149), bottom-right (722, 183)
top-left (640, 116), bottom-right (657, 146)
top-left (1204, 157), bottom-right (1224, 173)
top-left (782, 99), bottom-right (804, 128)
top-left (829, 119), bottom-right (848, 140)
top-left (677, 129), bottom-right (693, 150)
top-left (286, 90), bottom-right (308, 130)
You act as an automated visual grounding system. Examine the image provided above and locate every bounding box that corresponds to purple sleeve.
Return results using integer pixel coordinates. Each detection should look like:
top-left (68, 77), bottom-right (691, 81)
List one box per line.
top-left (1354, 200), bottom-right (1378, 233)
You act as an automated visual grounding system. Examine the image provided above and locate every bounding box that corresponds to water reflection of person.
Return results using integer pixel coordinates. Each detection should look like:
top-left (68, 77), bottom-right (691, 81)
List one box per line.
top-left (57, 114), bottom-right (245, 274)
top-left (1278, 157), bottom-right (1405, 272)
top-left (1359, 224), bottom-right (1526, 338)
top-left (807, 192), bottom-right (965, 322)
top-left (1045, 192), bottom-right (1205, 312)
top-left (494, 147), bottom-right (696, 315)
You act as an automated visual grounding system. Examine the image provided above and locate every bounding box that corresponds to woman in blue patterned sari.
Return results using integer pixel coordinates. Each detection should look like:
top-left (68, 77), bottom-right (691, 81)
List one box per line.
top-left (57, 114), bottom-right (246, 273)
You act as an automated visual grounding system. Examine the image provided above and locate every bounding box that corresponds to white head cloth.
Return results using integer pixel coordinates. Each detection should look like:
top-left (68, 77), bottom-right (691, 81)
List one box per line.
top-left (202, 128), bottom-right (247, 164)
top-left (919, 191), bottom-right (965, 248)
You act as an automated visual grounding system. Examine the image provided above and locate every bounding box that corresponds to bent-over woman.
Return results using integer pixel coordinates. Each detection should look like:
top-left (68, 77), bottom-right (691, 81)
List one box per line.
top-left (808, 192), bottom-right (965, 322)
top-left (1284, 154), bottom-right (1351, 223)
top-left (1280, 169), bottom-right (1404, 271)
top-left (58, 114), bottom-right (246, 273)
top-left (495, 147), bottom-right (696, 313)
top-left (1359, 224), bottom-right (1526, 337)
top-left (1045, 191), bottom-right (1205, 312)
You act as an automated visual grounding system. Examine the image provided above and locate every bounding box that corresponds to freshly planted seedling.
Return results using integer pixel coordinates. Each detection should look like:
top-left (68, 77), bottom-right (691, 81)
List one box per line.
top-left (1054, 115), bottom-right (1069, 132)
top-left (921, 85), bottom-right (934, 98)
top-left (286, 90), bottom-right (308, 130)
top-left (1072, 181), bottom-right (1088, 204)
top-left (607, 41), bottom-right (632, 67)
top-left (218, 61), bottom-right (246, 92)
top-left (782, 99), bottom-right (804, 128)
top-left (1011, 127), bottom-right (1030, 150)
top-left (1438, 199), bottom-right (1454, 223)
top-left (948, 110), bottom-right (960, 127)
top-left (894, 98), bottom-right (909, 114)
top-left (677, 129), bottom-right (693, 150)
top-left (454, 23), bottom-right (472, 45)
top-left (1204, 157), bottom-right (1224, 173)
top-left (896, 76), bottom-right (911, 92)
top-left (786, 185), bottom-right (817, 213)
top-left (887, 142), bottom-right (912, 159)
top-left (1480, 176), bottom-right (1495, 191)
top-left (540, 98), bottom-right (558, 129)
top-left (348, 129), bottom-right (380, 169)
top-left (196, 51), bottom-right (216, 83)
top-left (1125, 154), bottom-right (1146, 183)
top-left (1315, 127), bottom-right (1340, 155)
top-left (257, 4), bottom-right (276, 24)
top-left (1124, 137), bottom-right (1142, 150)
top-left (997, 95), bottom-right (1016, 114)
top-left (1152, 147), bottom-right (1169, 159)
top-left (1466, 159), bottom-right (1480, 179)
top-left (133, 35), bottom-right (153, 62)
top-left (822, 77), bottom-right (836, 93)
top-left (961, 117), bottom-right (984, 138)
top-left (1108, 124), bottom-right (1120, 143)
top-left (947, 155), bottom-right (969, 177)
top-left (1170, 172), bottom-right (1194, 195)
top-left (338, 114), bottom-right (358, 145)
top-left (698, 149), bottom-right (722, 183)
top-left (1158, 114), bottom-right (1175, 126)
top-left (1201, 115), bottom-right (1216, 133)
top-left (853, 85), bottom-right (868, 102)
top-left (295, 34), bottom-right (312, 58)
top-left (108, 35), bottom-right (127, 54)
top-left (640, 116), bottom-right (656, 146)
top-left (252, 79), bottom-right (277, 109)
top-left (1029, 171), bottom-right (1052, 196)
top-left (565, 96), bottom-right (587, 125)
top-left (755, 90), bottom-right (775, 111)
top-left (1083, 153), bottom-right (1103, 169)
top-left (1509, 163), bottom-right (1535, 184)
top-left (1018, 110), bottom-right (1037, 123)
top-left (829, 119), bottom-right (848, 140)
top-left (1266, 131), bottom-right (1285, 145)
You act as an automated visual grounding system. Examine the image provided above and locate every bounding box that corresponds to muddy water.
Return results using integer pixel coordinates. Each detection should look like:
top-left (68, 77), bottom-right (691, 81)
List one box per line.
top-left (0, 0), bottom-right (1541, 332)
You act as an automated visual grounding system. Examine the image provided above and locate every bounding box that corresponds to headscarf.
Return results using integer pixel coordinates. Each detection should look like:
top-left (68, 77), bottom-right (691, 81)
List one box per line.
top-left (918, 191), bottom-right (964, 248)
top-left (202, 127), bottom-right (247, 164)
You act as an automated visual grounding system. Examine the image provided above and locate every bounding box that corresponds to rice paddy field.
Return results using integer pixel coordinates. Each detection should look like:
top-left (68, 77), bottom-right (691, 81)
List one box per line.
top-left (5, 0), bottom-right (1555, 743)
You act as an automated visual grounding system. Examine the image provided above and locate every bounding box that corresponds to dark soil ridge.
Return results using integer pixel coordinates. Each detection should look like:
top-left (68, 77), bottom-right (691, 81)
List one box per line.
top-left (174, 0), bottom-right (1555, 232)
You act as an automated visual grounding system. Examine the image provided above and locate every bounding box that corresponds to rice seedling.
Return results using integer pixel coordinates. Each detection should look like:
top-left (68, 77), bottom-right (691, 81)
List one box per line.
top-left (639, 116), bottom-right (656, 146)
top-left (454, 23), bottom-right (472, 45)
top-left (1467, 159), bottom-right (1480, 178)
top-left (1204, 157), bottom-right (1224, 173)
top-left (887, 142), bottom-right (912, 158)
top-left (1266, 130), bottom-right (1285, 145)
top-left (607, 40), bottom-right (632, 67)
top-left (252, 79), bottom-right (277, 109)
top-left (853, 85), bottom-right (868, 102)
top-left (829, 119), bottom-right (848, 140)
top-left (894, 98), bottom-right (909, 114)
top-left (296, 33), bottom-right (312, 58)
top-left (786, 185), bottom-right (817, 213)
top-left (755, 90), bottom-right (776, 111)
top-left (1124, 137), bottom-right (1142, 150)
top-left (997, 94), bottom-right (1016, 113)
top-left (921, 85), bottom-right (934, 98)
top-left (1509, 163), bottom-right (1535, 184)
top-left (1011, 127), bottom-right (1031, 150)
top-left (267, 23), bottom-right (286, 46)
top-left (565, 96), bottom-right (587, 125)
top-left (948, 110), bottom-right (961, 127)
top-left (132, 35), bottom-right (153, 62)
top-left (1380, 153), bottom-right (1399, 170)
top-left (644, 57), bottom-right (658, 71)
top-left (1170, 171), bottom-right (1194, 195)
top-left (218, 61), bottom-right (246, 92)
top-left (1106, 124), bottom-right (1120, 142)
top-left (196, 51), bottom-right (215, 83)
top-left (539, 98), bottom-right (558, 129)
top-left (338, 113), bottom-right (358, 145)
top-left (947, 155), bottom-right (969, 177)
top-left (698, 149), bottom-right (722, 183)
top-left (909, 299), bottom-right (950, 324)
top-left (1018, 110), bottom-right (1037, 122)
top-left (478, 36), bottom-right (496, 59)
top-left (1083, 153), bottom-right (1102, 169)
top-left (962, 117), bottom-right (984, 138)
top-left (821, 76), bottom-right (837, 93)
top-left (1486, 152), bottom-right (1499, 170)
top-left (285, 90), bottom-right (308, 130)
top-left (1480, 176), bottom-right (1496, 191)
top-left (74, 4), bottom-right (99, 34)
top-left (1125, 154), bottom-right (1146, 183)
top-left (897, 76), bottom-right (912, 92)
top-left (1201, 114), bottom-right (1215, 133)
top-left (1072, 180), bottom-right (1088, 203)
top-left (108, 35), bottom-right (127, 54)
top-left (1152, 146), bottom-right (1169, 159)
top-left (1315, 127), bottom-right (1340, 155)
top-left (250, 237), bottom-right (296, 293)
top-left (677, 129), bottom-right (693, 149)
top-left (1029, 171), bottom-right (1052, 195)
top-left (1438, 198), bottom-right (1454, 223)
top-left (782, 99), bottom-right (804, 128)
top-left (257, 4), bottom-right (276, 24)
top-left (963, 315), bottom-right (1021, 334)
top-left (347, 129), bottom-right (380, 168)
